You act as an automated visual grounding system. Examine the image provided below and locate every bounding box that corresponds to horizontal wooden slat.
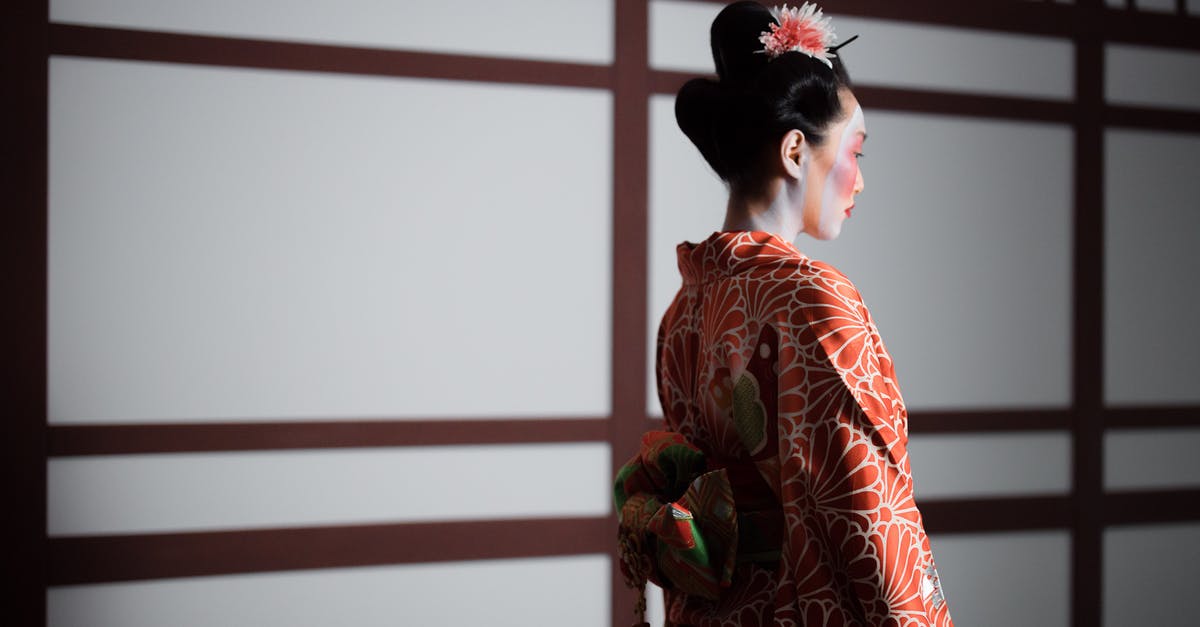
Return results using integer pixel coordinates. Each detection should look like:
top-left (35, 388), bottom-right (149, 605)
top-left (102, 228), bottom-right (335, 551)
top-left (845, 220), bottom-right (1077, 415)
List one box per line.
top-left (47, 26), bottom-right (1200, 137)
top-left (57, 408), bottom-right (1199, 457)
top-left (921, 495), bottom-right (1073, 534)
top-left (1104, 488), bottom-right (1200, 525)
top-left (47, 490), bottom-right (1200, 585)
top-left (683, 0), bottom-right (1077, 37)
top-left (685, 0), bottom-right (1200, 49)
top-left (651, 70), bottom-right (1077, 123)
top-left (43, 6), bottom-right (1200, 75)
top-left (1105, 105), bottom-right (1200, 132)
top-left (853, 85), bottom-right (1077, 123)
top-left (907, 409), bottom-right (1073, 433)
top-left (1103, 406), bottom-right (1200, 429)
top-left (54, 408), bottom-right (1092, 457)
top-left (1099, 6), bottom-right (1200, 50)
top-left (657, 77), bottom-right (1200, 134)
top-left (646, 409), bottom-right (1071, 437)
top-left (48, 418), bottom-right (610, 456)
top-left (925, 489), bottom-right (1200, 533)
top-left (42, 499), bottom-right (1071, 585)
top-left (49, 23), bottom-right (613, 89)
top-left (48, 516), bottom-right (612, 586)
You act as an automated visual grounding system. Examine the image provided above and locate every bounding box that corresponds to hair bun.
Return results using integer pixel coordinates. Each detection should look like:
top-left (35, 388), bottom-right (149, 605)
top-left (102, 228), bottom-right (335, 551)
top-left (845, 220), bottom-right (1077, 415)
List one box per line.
top-left (676, 1), bottom-right (777, 180)
top-left (710, 1), bottom-right (775, 85)
top-left (675, 78), bottom-right (734, 179)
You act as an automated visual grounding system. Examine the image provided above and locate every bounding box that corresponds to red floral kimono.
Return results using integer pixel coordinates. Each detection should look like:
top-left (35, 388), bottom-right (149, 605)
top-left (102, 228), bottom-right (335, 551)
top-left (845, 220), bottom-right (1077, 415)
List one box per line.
top-left (636, 230), bottom-right (953, 627)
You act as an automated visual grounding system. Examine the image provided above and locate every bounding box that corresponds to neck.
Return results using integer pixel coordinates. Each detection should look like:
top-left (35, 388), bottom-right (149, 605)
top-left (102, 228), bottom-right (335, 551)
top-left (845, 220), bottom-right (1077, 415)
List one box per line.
top-left (721, 178), bottom-right (802, 242)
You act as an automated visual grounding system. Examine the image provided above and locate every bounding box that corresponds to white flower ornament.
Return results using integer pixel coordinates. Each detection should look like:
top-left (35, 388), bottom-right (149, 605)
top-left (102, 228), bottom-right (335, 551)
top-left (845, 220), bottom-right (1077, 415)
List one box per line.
top-left (757, 2), bottom-right (838, 68)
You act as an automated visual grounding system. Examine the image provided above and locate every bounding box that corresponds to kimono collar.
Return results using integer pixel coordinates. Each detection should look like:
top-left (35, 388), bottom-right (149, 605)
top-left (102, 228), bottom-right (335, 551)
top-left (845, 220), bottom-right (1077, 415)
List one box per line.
top-left (677, 230), bottom-right (808, 285)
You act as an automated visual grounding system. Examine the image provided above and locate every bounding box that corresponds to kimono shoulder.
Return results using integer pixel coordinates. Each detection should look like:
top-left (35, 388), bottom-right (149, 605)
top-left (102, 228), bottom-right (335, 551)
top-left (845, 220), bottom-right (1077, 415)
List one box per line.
top-left (762, 257), bottom-right (909, 453)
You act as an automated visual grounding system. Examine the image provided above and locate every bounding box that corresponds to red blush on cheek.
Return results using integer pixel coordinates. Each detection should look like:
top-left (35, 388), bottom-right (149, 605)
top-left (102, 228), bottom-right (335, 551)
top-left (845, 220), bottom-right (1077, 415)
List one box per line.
top-left (834, 157), bottom-right (858, 200)
top-left (843, 140), bottom-right (865, 197)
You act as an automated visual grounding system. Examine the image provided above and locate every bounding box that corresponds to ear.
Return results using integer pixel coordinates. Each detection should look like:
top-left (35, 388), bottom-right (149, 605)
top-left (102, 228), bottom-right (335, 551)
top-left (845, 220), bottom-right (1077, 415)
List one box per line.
top-left (779, 129), bottom-right (806, 180)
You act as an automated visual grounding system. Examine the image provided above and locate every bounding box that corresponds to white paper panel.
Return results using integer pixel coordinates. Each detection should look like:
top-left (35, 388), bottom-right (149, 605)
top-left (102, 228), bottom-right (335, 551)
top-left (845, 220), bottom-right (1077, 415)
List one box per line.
top-left (48, 555), bottom-right (610, 627)
top-left (1105, 428), bottom-right (1200, 490)
top-left (1104, 131), bottom-right (1200, 405)
top-left (928, 531), bottom-right (1070, 627)
top-left (648, 98), bottom-right (1073, 412)
top-left (646, 582), bottom-right (666, 626)
top-left (1105, 523), bottom-right (1200, 627)
top-left (649, 0), bottom-right (1073, 100)
top-left (48, 443), bottom-right (610, 535)
top-left (909, 432), bottom-right (1071, 499)
top-left (51, 0), bottom-right (613, 64)
top-left (1107, 45), bottom-right (1200, 111)
top-left (49, 57), bottom-right (611, 423)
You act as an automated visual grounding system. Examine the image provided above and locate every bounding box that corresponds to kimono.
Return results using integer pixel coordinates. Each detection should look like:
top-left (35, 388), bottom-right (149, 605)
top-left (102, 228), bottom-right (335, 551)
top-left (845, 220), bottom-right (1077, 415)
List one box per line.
top-left (617, 230), bottom-right (953, 627)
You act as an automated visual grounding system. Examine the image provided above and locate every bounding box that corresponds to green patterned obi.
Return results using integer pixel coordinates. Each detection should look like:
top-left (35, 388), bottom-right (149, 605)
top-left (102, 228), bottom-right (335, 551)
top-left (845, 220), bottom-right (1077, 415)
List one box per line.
top-left (614, 430), bottom-right (782, 602)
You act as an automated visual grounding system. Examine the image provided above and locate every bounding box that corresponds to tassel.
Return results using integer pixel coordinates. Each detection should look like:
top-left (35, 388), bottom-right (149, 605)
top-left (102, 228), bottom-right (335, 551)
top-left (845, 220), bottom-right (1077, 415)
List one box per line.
top-left (631, 583), bottom-right (649, 627)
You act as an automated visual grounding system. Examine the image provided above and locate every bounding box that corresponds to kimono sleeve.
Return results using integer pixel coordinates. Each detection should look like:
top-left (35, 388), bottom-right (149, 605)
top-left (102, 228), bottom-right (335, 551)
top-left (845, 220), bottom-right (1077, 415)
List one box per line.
top-left (776, 267), bottom-right (952, 627)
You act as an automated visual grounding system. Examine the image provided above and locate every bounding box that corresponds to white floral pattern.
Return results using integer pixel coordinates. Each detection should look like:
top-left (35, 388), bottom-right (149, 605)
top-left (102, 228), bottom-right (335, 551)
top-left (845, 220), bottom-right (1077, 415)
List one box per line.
top-left (656, 230), bottom-right (954, 627)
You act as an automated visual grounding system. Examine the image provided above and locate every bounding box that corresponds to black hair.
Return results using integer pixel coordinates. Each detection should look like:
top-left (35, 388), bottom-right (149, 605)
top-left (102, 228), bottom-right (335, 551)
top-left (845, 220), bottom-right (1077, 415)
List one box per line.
top-left (675, 1), bottom-right (853, 193)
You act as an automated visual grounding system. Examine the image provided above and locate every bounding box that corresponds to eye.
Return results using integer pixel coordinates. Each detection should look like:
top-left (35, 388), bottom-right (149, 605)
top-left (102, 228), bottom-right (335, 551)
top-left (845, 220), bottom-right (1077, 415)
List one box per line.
top-left (854, 152), bottom-right (865, 160)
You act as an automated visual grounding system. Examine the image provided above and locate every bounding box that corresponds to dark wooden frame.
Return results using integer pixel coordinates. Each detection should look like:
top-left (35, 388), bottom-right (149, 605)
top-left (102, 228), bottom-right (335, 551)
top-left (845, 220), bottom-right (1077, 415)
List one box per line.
top-left (11, 1), bottom-right (1200, 626)
top-left (6, 0), bottom-right (49, 625)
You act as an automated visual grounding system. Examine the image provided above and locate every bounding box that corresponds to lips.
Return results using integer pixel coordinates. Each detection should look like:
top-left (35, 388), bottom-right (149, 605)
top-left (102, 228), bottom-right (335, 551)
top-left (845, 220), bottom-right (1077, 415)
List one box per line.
top-left (845, 205), bottom-right (854, 217)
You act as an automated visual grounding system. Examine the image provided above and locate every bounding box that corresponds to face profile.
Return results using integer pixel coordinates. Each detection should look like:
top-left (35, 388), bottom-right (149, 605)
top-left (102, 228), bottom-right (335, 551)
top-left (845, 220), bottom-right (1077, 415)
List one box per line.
top-left (800, 94), bottom-right (867, 241)
top-left (774, 89), bottom-right (867, 242)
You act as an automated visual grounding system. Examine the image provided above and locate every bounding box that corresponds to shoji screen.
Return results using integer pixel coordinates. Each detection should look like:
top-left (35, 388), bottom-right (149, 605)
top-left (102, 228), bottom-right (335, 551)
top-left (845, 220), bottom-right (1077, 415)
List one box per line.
top-left (44, 1), bottom-right (616, 626)
top-left (15, 2), bottom-right (1199, 627)
top-left (1103, 44), bottom-right (1200, 627)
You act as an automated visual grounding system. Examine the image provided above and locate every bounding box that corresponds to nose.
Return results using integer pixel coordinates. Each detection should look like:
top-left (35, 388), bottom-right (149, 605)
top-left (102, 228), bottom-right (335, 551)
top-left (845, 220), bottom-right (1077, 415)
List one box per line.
top-left (854, 167), bottom-right (865, 195)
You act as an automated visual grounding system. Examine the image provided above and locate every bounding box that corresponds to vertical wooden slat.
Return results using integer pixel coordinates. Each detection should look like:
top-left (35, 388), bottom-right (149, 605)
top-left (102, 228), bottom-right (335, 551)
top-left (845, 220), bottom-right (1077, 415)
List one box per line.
top-left (612, 1), bottom-right (651, 625)
top-left (1072, 3), bottom-right (1106, 627)
top-left (3, 0), bottom-right (48, 624)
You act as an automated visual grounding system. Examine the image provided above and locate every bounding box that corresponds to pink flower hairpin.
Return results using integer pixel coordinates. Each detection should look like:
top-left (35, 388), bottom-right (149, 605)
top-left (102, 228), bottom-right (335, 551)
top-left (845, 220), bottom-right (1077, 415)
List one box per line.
top-left (757, 2), bottom-right (838, 67)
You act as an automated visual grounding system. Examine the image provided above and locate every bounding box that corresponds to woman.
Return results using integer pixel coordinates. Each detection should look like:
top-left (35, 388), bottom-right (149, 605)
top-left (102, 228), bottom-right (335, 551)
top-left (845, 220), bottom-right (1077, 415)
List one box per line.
top-left (614, 2), bottom-right (954, 626)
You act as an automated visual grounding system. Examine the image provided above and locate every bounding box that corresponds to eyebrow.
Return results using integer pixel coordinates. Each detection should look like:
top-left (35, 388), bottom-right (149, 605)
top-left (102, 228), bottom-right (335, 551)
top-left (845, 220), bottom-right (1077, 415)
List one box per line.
top-left (857, 131), bottom-right (868, 140)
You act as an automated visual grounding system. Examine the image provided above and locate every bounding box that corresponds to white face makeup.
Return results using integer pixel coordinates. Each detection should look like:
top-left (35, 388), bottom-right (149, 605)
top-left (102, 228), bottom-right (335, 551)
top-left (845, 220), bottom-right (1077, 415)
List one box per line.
top-left (801, 101), bottom-right (866, 241)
